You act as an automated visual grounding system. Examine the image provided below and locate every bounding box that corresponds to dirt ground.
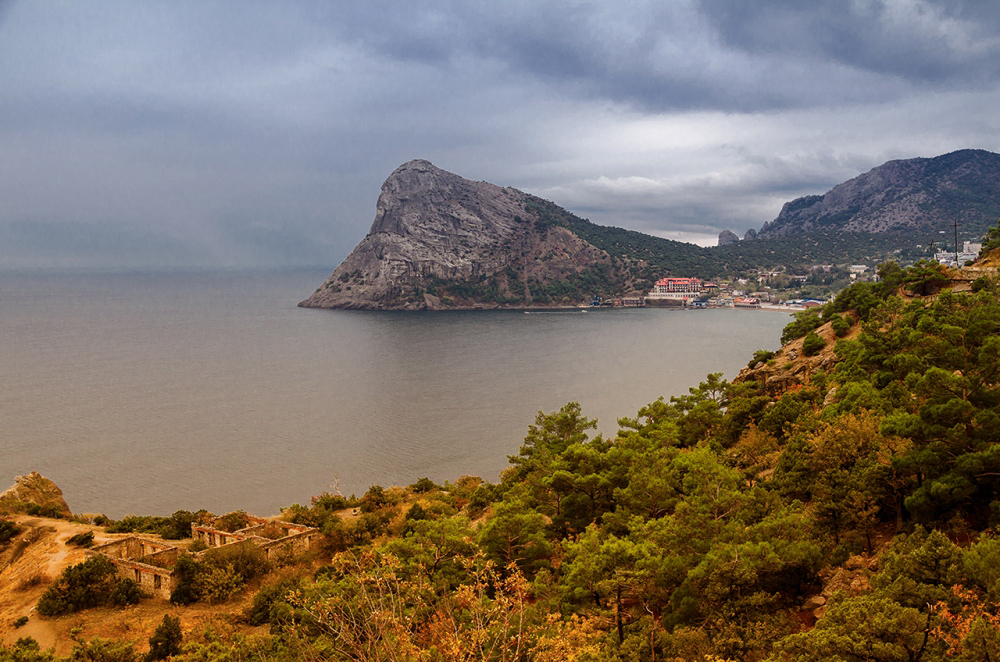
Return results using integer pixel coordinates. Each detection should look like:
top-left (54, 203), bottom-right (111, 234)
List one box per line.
top-left (0, 515), bottom-right (96, 652)
top-left (0, 516), bottom-right (266, 656)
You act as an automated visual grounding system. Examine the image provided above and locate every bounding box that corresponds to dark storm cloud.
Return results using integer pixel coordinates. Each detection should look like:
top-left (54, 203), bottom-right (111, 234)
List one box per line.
top-left (702, 0), bottom-right (1000, 84)
top-left (0, 1), bottom-right (998, 266)
top-left (322, 0), bottom-right (1000, 111)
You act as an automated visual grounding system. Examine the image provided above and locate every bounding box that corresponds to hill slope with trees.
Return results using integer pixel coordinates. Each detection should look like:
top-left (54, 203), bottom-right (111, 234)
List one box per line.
top-left (9, 254), bottom-right (1000, 660)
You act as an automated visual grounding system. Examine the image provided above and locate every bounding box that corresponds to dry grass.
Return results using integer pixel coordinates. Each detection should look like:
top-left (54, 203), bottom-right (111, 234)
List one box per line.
top-left (14, 570), bottom-right (51, 591)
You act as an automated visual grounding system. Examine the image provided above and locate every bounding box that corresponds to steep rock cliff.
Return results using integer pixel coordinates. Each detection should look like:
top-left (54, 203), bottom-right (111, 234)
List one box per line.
top-left (299, 160), bottom-right (622, 310)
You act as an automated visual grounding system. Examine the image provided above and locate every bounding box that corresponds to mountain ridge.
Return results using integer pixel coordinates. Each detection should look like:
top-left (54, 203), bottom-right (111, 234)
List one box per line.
top-left (302, 150), bottom-right (1000, 309)
top-left (756, 148), bottom-right (1000, 239)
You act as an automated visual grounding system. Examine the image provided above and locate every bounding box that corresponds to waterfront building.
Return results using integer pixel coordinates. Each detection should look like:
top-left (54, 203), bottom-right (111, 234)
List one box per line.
top-left (734, 297), bottom-right (761, 309)
top-left (647, 277), bottom-right (703, 305)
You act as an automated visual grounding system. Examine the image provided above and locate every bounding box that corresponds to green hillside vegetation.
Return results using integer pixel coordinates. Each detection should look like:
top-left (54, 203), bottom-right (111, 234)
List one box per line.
top-left (10, 262), bottom-right (1000, 660)
top-left (413, 192), bottom-right (992, 307)
top-left (530, 194), bottom-right (972, 285)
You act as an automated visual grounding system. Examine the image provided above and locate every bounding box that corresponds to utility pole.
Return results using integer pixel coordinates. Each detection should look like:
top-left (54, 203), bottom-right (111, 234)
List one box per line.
top-left (953, 219), bottom-right (960, 265)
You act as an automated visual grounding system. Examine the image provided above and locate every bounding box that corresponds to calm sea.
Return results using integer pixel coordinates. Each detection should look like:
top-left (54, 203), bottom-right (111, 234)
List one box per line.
top-left (1, 269), bottom-right (789, 518)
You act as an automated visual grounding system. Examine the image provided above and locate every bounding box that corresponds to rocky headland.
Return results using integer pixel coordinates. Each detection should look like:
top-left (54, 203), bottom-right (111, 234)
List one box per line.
top-left (0, 471), bottom-right (71, 518)
top-left (298, 160), bottom-right (646, 310)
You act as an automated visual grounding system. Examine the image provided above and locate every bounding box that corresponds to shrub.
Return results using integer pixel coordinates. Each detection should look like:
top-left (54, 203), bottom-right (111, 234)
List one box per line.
top-left (66, 531), bottom-right (94, 547)
top-left (781, 308), bottom-right (825, 344)
top-left (109, 578), bottom-right (142, 606)
top-left (244, 577), bottom-right (302, 627)
top-left (320, 516), bottom-right (350, 555)
top-left (409, 477), bottom-right (438, 494)
top-left (15, 571), bottom-right (50, 591)
top-left (312, 492), bottom-right (353, 510)
top-left (982, 217), bottom-right (1000, 253)
top-left (971, 276), bottom-right (993, 293)
top-left (169, 543), bottom-right (269, 606)
top-left (829, 314), bottom-right (851, 338)
top-left (359, 485), bottom-right (393, 513)
top-left (801, 331), bottom-right (826, 357)
top-left (106, 511), bottom-right (202, 540)
top-left (37, 556), bottom-right (119, 616)
top-left (902, 259), bottom-right (950, 296)
top-left (161, 511), bottom-right (203, 539)
top-left (203, 541), bottom-right (270, 583)
top-left (170, 555), bottom-right (205, 605)
top-left (199, 563), bottom-right (243, 604)
top-left (748, 349), bottom-right (776, 368)
top-left (22, 503), bottom-right (65, 519)
top-left (0, 519), bottom-right (21, 544)
top-left (402, 503), bottom-right (430, 535)
top-left (215, 511), bottom-right (249, 533)
top-left (146, 614), bottom-right (182, 661)
top-left (466, 482), bottom-right (505, 518)
top-left (13, 616), bottom-right (28, 628)
top-left (71, 637), bottom-right (138, 662)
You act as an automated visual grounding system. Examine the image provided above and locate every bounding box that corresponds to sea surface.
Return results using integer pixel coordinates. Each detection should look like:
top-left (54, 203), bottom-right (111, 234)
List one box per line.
top-left (1, 268), bottom-right (790, 518)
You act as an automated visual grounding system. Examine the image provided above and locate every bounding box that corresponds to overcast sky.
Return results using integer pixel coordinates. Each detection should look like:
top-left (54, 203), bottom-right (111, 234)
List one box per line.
top-left (2, 0), bottom-right (999, 268)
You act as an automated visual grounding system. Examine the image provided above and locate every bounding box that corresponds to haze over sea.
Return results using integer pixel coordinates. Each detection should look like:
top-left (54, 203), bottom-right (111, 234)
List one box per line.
top-left (2, 268), bottom-right (789, 518)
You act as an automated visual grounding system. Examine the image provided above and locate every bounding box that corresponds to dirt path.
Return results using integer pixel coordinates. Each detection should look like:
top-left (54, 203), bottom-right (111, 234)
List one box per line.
top-left (0, 516), bottom-right (106, 653)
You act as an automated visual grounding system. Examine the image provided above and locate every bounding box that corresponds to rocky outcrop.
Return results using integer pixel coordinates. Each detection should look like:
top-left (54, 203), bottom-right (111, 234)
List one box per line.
top-left (735, 319), bottom-right (845, 395)
top-left (757, 149), bottom-right (1000, 239)
top-left (0, 471), bottom-right (71, 517)
top-left (300, 160), bottom-right (620, 310)
top-left (743, 228), bottom-right (757, 241)
top-left (717, 230), bottom-right (740, 246)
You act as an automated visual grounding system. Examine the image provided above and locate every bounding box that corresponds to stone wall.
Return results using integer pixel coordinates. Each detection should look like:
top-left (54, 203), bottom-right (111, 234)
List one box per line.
top-left (88, 515), bottom-right (319, 602)
top-left (91, 537), bottom-right (175, 561)
top-left (191, 514), bottom-right (319, 557)
top-left (88, 537), bottom-right (179, 600)
top-left (191, 525), bottom-right (246, 548)
top-left (257, 529), bottom-right (320, 561)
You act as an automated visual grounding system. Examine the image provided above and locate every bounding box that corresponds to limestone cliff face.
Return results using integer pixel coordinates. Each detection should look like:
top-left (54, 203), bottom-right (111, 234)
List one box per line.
top-left (757, 149), bottom-right (1000, 239)
top-left (299, 160), bottom-right (616, 310)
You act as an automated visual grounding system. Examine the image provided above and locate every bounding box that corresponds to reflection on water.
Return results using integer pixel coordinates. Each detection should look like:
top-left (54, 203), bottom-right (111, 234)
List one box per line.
top-left (1, 269), bottom-right (789, 517)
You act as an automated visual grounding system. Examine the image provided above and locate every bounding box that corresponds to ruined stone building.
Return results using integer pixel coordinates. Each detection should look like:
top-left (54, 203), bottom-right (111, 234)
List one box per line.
top-left (88, 513), bottom-right (319, 600)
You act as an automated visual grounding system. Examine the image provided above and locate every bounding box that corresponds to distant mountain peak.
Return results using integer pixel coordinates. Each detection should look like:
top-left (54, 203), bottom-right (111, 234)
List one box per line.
top-left (756, 149), bottom-right (1000, 239)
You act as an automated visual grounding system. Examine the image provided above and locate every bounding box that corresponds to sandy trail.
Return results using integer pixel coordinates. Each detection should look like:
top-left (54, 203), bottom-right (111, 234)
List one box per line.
top-left (0, 516), bottom-right (103, 653)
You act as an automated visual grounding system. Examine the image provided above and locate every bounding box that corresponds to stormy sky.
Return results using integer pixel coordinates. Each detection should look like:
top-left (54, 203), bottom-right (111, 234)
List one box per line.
top-left (2, 0), bottom-right (999, 268)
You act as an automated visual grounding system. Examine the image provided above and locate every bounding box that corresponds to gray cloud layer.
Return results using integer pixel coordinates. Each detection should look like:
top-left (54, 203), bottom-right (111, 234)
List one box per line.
top-left (1, 0), bottom-right (998, 267)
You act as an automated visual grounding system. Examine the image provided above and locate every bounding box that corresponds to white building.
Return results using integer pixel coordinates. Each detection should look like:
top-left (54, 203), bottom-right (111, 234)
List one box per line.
top-left (647, 277), bottom-right (702, 303)
top-left (935, 251), bottom-right (980, 266)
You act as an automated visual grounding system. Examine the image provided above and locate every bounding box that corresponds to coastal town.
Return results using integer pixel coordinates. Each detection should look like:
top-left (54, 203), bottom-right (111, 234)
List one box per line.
top-left (593, 273), bottom-right (836, 311)
top-left (595, 240), bottom-right (984, 310)
top-left (638, 274), bottom-right (828, 310)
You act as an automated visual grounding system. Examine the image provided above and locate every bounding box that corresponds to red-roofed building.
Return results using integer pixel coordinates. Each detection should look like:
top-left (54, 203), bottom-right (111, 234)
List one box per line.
top-left (647, 277), bottom-right (703, 305)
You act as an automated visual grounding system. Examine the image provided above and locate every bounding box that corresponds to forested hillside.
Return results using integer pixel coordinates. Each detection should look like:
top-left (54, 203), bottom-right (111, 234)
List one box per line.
top-left (531, 193), bottom-right (955, 283)
top-left (7, 261), bottom-right (1000, 661)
